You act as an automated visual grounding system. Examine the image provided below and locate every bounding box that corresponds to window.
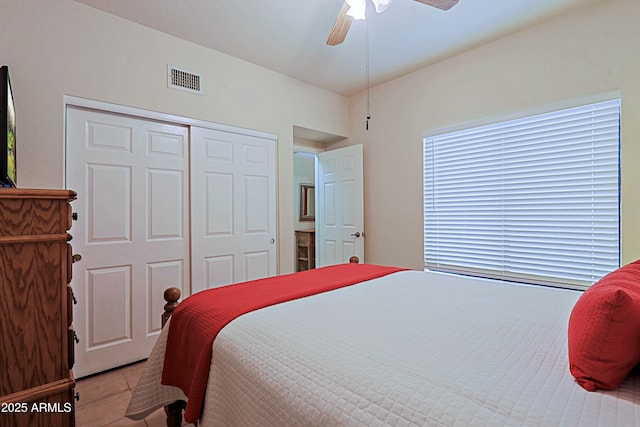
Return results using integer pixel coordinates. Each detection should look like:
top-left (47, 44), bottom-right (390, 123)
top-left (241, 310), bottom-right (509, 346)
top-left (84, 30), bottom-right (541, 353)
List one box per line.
top-left (423, 99), bottom-right (620, 289)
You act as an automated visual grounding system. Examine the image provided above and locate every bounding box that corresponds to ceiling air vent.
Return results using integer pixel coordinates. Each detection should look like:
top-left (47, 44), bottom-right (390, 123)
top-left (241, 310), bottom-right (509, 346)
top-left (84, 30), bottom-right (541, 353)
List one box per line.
top-left (168, 65), bottom-right (203, 94)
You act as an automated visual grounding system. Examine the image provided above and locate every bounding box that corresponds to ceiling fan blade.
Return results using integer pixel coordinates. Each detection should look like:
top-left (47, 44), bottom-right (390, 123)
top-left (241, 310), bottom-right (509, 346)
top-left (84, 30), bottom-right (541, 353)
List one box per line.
top-left (326, 2), bottom-right (353, 46)
top-left (414, 0), bottom-right (459, 11)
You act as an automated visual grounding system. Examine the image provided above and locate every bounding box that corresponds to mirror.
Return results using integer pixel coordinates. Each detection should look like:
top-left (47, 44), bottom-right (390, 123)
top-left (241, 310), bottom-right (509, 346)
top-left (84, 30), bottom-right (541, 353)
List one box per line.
top-left (299, 184), bottom-right (315, 221)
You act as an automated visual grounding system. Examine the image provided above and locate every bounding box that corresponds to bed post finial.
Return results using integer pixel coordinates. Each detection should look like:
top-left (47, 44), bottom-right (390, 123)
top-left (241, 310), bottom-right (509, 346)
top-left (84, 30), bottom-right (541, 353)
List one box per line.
top-left (349, 256), bottom-right (359, 264)
top-left (162, 287), bottom-right (181, 327)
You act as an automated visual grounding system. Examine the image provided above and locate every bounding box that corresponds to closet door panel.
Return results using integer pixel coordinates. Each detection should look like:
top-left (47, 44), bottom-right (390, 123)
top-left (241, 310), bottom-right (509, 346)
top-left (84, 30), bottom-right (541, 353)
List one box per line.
top-left (191, 127), bottom-right (277, 293)
top-left (66, 106), bottom-right (189, 377)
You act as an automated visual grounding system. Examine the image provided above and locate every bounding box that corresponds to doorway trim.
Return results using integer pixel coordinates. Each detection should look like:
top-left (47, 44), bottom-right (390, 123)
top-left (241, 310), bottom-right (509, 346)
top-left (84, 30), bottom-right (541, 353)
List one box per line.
top-left (293, 145), bottom-right (324, 271)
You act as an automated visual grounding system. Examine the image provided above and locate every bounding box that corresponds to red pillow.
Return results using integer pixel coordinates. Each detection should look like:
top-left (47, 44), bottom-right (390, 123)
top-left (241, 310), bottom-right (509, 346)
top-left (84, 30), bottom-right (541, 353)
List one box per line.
top-left (568, 260), bottom-right (640, 391)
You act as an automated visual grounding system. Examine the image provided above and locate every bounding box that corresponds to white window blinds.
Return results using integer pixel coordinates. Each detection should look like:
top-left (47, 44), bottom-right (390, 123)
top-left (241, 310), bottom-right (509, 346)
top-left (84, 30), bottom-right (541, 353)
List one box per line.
top-left (423, 99), bottom-right (620, 289)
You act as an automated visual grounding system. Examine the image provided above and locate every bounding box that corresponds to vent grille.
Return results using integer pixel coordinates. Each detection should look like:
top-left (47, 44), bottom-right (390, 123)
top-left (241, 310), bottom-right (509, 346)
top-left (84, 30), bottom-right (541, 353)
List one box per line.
top-left (168, 65), bottom-right (202, 94)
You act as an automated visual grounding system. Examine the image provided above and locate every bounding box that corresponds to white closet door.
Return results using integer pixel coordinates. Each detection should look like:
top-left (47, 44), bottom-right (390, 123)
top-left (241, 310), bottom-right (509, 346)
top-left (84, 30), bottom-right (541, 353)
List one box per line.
top-left (190, 127), bottom-right (277, 293)
top-left (66, 106), bottom-right (190, 377)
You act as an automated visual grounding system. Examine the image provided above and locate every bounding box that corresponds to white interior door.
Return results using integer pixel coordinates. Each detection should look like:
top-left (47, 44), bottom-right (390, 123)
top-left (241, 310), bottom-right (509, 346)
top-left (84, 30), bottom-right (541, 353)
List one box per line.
top-left (66, 106), bottom-right (190, 377)
top-left (190, 127), bottom-right (277, 293)
top-left (316, 144), bottom-right (364, 266)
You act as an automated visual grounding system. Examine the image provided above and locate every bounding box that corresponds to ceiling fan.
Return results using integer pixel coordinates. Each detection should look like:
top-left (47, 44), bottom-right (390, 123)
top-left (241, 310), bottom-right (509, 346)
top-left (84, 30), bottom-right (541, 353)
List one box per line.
top-left (327, 0), bottom-right (459, 46)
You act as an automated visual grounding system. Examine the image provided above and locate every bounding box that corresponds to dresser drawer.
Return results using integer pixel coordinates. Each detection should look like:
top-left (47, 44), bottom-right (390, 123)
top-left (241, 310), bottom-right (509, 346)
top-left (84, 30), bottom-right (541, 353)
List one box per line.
top-left (0, 190), bottom-right (76, 236)
top-left (0, 377), bottom-right (76, 427)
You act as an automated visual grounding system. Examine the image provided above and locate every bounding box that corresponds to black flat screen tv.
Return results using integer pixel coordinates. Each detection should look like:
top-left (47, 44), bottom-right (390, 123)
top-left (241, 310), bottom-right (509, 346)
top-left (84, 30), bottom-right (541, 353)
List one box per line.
top-left (0, 65), bottom-right (16, 187)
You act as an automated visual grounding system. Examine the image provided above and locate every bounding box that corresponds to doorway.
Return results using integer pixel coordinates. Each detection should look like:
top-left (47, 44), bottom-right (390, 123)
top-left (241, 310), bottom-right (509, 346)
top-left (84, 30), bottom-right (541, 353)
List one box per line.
top-left (293, 144), bottom-right (365, 271)
top-left (294, 150), bottom-right (317, 271)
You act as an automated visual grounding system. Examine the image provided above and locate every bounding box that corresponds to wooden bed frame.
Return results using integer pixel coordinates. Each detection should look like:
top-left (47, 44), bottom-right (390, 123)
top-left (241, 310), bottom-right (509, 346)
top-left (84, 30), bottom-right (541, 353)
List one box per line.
top-left (159, 256), bottom-right (361, 427)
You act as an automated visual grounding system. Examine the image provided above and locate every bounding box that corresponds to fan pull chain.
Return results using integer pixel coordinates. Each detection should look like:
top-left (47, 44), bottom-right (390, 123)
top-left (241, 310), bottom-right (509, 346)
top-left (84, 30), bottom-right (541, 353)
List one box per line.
top-left (365, 18), bottom-right (371, 130)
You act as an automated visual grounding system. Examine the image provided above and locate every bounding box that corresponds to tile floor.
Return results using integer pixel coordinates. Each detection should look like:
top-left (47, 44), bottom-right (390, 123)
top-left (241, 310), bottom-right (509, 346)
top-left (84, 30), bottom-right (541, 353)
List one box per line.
top-left (75, 361), bottom-right (194, 427)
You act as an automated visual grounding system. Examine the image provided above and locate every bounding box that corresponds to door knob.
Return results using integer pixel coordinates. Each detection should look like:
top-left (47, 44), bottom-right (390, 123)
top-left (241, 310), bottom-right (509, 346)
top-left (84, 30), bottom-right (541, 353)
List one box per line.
top-left (350, 232), bottom-right (361, 238)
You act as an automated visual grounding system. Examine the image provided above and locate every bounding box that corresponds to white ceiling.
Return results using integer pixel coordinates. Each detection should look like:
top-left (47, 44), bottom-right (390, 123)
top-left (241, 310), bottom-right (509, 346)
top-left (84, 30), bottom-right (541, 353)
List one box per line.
top-left (73, 0), bottom-right (602, 97)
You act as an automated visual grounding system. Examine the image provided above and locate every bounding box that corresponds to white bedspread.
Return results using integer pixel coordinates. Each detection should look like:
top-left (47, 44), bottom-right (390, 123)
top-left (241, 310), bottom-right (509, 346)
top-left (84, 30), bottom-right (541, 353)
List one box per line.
top-left (126, 270), bottom-right (640, 426)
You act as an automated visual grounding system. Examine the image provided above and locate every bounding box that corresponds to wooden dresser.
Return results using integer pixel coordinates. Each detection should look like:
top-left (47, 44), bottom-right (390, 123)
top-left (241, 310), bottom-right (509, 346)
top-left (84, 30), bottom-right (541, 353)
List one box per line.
top-left (295, 230), bottom-right (315, 272)
top-left (0, 189), bottom-right (77, 427)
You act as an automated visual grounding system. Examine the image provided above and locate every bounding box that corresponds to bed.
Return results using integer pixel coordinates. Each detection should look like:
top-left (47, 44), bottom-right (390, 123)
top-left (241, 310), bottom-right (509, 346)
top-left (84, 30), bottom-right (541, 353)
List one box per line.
top-left (125, 259), bottom-right (640, 426)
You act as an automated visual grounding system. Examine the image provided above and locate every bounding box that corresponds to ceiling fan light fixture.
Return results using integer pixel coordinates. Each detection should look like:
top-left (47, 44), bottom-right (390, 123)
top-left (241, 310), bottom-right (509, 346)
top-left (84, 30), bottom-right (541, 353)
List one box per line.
top-left (327, 0), bottom-right (457, 46)
top-left (345, 0), bottom-right (367, 20)
top-left (371, 0), bottom-right (393, 13)
top-left (345, 0), bottom-right (393, 20)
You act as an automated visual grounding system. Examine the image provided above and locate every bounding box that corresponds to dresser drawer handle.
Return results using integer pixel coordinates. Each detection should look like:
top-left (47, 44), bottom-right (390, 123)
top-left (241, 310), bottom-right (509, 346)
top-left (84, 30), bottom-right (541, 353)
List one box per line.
top-left (75, 392), bottom-right (80, 401)
top-left (74, 332), bottom-right (80, 344)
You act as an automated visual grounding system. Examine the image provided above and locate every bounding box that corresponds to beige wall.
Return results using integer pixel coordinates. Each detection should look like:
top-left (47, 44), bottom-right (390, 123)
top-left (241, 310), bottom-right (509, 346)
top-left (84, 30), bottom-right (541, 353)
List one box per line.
top-left (345, 0), bottom-right (640, 270)
top-left (3, 0), bottom-right (637, 273)
top-left (0, 0), bottom-right (349, 273)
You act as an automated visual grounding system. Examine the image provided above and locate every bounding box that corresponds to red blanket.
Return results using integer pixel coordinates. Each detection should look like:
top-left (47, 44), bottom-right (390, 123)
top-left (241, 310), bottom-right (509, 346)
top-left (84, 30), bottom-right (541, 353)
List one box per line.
top-left (161, 263), bottom-right (406, 423)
